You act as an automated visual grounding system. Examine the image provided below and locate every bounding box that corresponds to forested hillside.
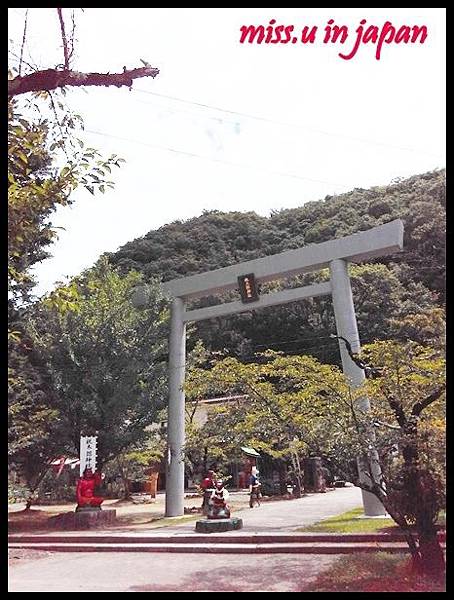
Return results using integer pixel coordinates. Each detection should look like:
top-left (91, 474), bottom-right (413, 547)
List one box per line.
top-left (107, 169), bottom-right (445, 362)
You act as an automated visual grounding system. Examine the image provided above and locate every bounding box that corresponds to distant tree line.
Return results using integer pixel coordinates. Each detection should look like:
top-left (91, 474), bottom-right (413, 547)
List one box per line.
top-left (106, 169), bottom-right (445, 362)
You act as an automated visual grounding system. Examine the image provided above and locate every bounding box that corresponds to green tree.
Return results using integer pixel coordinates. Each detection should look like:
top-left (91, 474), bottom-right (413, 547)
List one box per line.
top-left (8, 99), bottom-right (123, 304)
top-left (7, 98), bottom-right (124, 505)
top-left (8, 326), bottom-right (63, 509)
top-left (390, 307), bottom-right (445, 350)
top-left (8, 9), bottom-right (161, 505)
top-left (354, 341), bottom-right (446, 579)
top-left (27, 259), bottom-right (169, 467)
top-left (186, 342), bottom-right (445, 579)
top-left (104, 432), bottom-right (165, 499)
top-left (186, 351), bottom-right (351, 496)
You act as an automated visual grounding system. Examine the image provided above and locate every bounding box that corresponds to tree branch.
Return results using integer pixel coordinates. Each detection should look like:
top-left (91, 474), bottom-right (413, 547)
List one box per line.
top-left (8, 66), bottom-right (160, 97)
top-left (331, 334), bottom-right (383, 378)
top-left (57, 8), bottom-right (69, 70)
top-left (411, 386), bottom-right (445, 418)
top-left (9, 49), bottom-right (36, 74)
top-left (387, 393), bottom-right (407, 428)
top-left (19, 9), bottom-right (29, 77)
top-left (68, 11), bottom-right (77, 64)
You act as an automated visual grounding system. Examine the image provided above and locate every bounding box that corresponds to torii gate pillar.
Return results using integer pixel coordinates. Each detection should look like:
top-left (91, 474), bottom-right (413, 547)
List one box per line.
top-left (165, 297), bottom-right (186, 517)
top-left (330, 258), bottom-right (386, 516)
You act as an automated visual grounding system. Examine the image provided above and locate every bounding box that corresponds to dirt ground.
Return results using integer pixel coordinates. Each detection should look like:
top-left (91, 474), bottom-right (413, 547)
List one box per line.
top-left (8, 549), bottom-right (54, 568)
top-left (8, 550), bottom-right (340, 592)
top-left (8, 491), bottom-right (252, 533)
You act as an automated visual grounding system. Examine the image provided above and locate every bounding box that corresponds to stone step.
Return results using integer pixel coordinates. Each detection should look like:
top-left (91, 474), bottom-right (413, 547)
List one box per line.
top-left (8, 531), bottom-right (446, 545)
top-left (8, 541), bottom-right (446, 554)
top-left (6, 541), bottom-right (415, 553)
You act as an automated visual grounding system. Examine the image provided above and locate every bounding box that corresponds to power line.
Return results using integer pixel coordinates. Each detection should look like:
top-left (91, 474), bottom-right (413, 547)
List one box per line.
top-left (84, 128), bottom-right (347, 187)
top-left (234, 337), bottom-right (391, 364)
top-left (252, 333), bottom-right (381, 351)
top-left (133, 88), bottom-right (442, 160)
top-left (252, 337), bottom-right (340, 351)
top-left (131, 95), bottom-right (242, 128)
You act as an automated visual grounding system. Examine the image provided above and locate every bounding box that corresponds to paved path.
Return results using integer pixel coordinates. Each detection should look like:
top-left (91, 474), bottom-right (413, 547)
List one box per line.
top-left (176, 486), bottom-right (363, 533)
top-left (10, 486), bottom-right (364, 538)
top-left (9, 487), bottom-right (363, 591)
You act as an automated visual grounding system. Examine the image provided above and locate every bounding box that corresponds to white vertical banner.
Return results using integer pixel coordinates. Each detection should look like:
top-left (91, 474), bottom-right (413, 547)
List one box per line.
top-left (80, 436), bottom-right (98, 476)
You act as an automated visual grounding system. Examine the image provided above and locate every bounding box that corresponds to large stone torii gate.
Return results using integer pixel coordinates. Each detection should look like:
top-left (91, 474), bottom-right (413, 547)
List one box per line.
top-left (132, 219), bottom-right (404, 517)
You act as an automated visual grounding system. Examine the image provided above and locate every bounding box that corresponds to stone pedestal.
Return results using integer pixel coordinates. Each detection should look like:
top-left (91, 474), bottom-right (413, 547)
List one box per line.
top-left (195, 517), bottom-right (243, 533)
top-left (49, 508), bottom-right (117, 530)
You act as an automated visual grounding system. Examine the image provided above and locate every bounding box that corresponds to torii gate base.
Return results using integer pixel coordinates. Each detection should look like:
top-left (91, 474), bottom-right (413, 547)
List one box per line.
top-left (133, 220), bottom-right (404, 517)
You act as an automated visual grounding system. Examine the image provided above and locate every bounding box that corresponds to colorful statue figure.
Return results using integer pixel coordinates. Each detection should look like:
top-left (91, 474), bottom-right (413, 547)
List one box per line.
top-left (200, 469), bottom-right (216, 516)
top-left (249, 467), bottom-right (262, 508)
top-left (76, 468), bottom-right (104, 510)
top-left (207, 479), bottom-right (230, 519)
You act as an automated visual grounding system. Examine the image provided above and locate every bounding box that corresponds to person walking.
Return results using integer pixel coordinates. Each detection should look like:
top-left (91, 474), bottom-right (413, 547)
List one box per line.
top-left (249, 468), bottom-right (261, 508)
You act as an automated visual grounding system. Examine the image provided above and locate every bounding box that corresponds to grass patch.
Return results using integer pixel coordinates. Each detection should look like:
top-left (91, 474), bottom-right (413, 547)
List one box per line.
top-left (115, 513), bottom-right (200, 529)
top-left (298, 507), bottom-right (446, 534)
top-left (140, 514), bottom-right (200, 528)
top-left (298, 507), bottom-right (395, 533)
top-left (305, 553), bottom-right (445, 592)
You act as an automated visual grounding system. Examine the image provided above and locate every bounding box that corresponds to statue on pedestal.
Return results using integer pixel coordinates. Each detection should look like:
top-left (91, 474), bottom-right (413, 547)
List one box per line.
top-left (207, 479), bottom-right (230, 519)
top-left (76, 468), bottom-right (104, 511)
top-left (195, 476), bottom-right (243, 532)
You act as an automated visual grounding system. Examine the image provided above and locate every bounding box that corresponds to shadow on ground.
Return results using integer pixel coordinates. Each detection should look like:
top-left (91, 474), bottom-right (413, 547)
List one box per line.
top-left (128, 558), bottom-right (334, 592)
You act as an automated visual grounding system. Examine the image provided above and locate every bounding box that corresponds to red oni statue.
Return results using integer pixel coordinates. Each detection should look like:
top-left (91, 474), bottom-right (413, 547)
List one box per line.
top-left (76, 468), bottom-right (104, 510)
top-left (200, 469), bottom-right (216, 515)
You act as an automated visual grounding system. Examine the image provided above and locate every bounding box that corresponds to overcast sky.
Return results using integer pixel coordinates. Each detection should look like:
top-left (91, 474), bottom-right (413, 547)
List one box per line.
top-left (8, 8), bottom-right (446, 296)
